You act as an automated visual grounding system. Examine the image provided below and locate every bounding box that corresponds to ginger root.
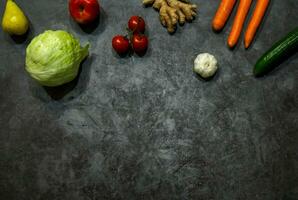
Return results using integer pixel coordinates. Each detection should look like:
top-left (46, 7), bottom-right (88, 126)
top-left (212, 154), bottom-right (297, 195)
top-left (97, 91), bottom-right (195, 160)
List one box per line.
top-left (143, 0), bottom-right (197, 33)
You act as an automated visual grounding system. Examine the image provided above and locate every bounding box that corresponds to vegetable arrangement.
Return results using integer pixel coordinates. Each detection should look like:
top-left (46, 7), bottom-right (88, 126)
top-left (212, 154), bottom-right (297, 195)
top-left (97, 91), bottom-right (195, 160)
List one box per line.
top-left (112, 16), bottom-right (149, 56)
top-left (213, 0), bottom-right (270, 49)
top-left (0, 0), bottom-right (296, 87)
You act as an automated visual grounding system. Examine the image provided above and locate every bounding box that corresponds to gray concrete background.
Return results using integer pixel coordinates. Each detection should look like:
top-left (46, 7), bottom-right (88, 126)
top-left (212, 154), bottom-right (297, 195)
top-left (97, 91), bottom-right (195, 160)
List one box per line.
top-left (0, 0), bottom-right (297, 199)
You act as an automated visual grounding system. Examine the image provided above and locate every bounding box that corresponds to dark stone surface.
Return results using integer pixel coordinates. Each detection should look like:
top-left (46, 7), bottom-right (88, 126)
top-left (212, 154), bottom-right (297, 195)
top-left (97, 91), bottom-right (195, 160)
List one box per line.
top-left (0, 0), bottom-right (297, 199)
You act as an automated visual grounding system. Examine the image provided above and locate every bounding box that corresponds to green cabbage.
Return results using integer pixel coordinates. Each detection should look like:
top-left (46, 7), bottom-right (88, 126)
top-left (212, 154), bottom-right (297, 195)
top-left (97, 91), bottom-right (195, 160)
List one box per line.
top-left (25, 30), bottom-right (89, 87)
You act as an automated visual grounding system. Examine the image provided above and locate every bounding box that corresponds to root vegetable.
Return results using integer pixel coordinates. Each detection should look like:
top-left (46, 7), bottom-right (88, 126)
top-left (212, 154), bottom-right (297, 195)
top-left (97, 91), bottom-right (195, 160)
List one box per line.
top-left (227, 0), bottom-right (252, 48)
top-left (143, 0), bottom-right (197, 33)
top-left (212, 0), bottom-right (237, 32)
top-left (244, 0), bottom-right (270, 48)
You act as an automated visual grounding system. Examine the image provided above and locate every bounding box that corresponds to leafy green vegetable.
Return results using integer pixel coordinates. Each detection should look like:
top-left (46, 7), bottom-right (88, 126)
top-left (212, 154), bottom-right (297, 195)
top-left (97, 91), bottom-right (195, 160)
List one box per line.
top-left (25, 30), bottom-right (89, 87)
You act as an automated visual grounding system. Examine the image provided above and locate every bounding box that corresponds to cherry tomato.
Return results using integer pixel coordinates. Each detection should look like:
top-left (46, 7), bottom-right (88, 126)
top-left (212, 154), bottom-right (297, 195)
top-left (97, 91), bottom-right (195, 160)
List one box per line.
top-left (112, 35), bottom-right (130, 55)
top-left (132, 34), bottom-right (148, 55)
top-left (128, 16), bottom-right (146, 33)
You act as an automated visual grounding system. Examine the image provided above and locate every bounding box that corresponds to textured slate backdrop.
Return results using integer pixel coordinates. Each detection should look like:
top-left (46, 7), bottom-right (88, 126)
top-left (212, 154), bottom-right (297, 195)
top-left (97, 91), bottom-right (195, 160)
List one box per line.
top-left (0, 0), bottom-right (297, 199)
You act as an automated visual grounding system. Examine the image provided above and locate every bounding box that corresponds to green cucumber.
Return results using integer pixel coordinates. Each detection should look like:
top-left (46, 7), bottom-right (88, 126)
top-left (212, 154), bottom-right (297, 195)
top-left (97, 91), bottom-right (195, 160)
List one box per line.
top-left (254, 27), bottom-right (298, 76)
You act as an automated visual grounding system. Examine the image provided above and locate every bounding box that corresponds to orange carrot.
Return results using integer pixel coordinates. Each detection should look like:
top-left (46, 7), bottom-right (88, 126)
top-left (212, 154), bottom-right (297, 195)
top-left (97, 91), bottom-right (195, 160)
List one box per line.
top-left (228, 0), bottom-right (252, 48)
top-left (212, 0), bottom-right (237, 32)
top-left (244, 0), bottom-right (270, 48)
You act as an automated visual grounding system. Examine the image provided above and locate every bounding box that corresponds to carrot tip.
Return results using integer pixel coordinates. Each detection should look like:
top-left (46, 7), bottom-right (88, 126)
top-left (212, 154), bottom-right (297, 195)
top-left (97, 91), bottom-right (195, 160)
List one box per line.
top-left (244, 39), bottom-right (251, 49)
top-left (228, 40), bottom-right (235, 49)
top-left (212, 23), bottom-right (222, 32)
